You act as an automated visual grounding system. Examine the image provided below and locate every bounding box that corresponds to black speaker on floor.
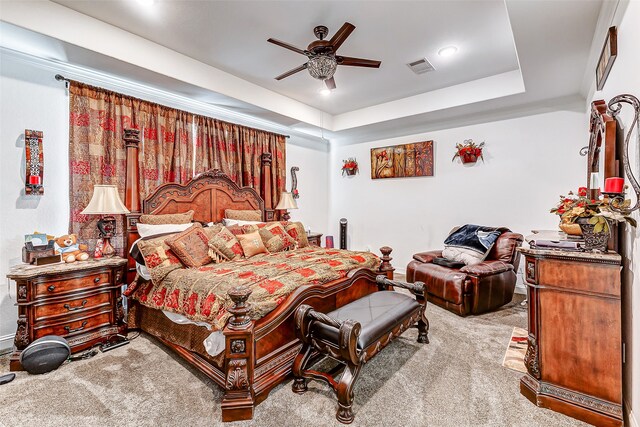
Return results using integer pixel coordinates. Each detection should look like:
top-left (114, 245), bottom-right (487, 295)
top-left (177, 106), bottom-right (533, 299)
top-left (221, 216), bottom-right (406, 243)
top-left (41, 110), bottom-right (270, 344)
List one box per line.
top-left (20, 335), bottom-right (70, 375)
top-left (340, 218), bottom-right (347, 250)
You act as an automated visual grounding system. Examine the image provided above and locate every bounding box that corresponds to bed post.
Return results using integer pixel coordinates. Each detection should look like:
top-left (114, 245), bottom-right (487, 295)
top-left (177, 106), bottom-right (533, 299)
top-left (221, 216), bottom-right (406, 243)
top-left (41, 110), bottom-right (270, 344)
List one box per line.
top-left (261, 153), bottom-right (275, 221)
top-left (379, 246), bottom-right (395, 280)
top-left (222, 286), bottom-right (256, 421)
top-left (123, 128), bottom-right (141, 283)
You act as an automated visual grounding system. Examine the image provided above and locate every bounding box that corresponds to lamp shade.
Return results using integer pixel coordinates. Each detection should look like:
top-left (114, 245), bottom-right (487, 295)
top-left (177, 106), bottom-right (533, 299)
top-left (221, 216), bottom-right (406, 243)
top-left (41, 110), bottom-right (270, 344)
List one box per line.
top-left (81, 185), bottom-right (130, 215)
top-left (275, 192), bottom-right (298, 210)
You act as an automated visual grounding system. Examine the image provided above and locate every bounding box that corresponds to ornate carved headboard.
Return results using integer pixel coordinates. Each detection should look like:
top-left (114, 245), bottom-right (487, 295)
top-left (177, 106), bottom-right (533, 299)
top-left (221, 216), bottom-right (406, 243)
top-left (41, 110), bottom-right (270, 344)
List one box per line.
top-left (122, 129), bottom-right (275, 282)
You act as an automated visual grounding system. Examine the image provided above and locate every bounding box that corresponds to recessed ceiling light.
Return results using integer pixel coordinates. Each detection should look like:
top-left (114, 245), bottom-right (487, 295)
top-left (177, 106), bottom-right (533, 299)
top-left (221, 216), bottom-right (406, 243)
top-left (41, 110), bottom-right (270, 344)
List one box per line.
top-left (438, 46), bottom-right (458, 57)
top-left (319, 88), bottom-right (332, 96)
top-left (137, 0), bottom-right (155, 6)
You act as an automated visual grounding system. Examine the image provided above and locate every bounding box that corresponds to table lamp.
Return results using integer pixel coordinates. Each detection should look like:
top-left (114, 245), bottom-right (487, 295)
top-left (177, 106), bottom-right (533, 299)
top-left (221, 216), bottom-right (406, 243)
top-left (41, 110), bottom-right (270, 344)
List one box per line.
top-left (81, 185), bottom-right (130, 258)
top-left (275, 191), bottom-right (298, 221)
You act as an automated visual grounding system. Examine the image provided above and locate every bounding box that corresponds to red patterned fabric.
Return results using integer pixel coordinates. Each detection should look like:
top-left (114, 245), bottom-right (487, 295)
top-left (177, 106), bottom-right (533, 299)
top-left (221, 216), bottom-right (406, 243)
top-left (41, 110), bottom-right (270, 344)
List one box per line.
top-left (69, 82), bottom-right (193, 250)
top-left (194, 116), bottom-right (286, 208)
top-left (131, 247), bottom-right (380, 330)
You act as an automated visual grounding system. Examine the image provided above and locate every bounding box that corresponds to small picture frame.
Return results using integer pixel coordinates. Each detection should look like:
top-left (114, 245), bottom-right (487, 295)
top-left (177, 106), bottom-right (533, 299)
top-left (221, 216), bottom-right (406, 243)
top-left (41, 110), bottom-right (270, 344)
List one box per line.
top-left (596, 26), bottom-right (617, 91)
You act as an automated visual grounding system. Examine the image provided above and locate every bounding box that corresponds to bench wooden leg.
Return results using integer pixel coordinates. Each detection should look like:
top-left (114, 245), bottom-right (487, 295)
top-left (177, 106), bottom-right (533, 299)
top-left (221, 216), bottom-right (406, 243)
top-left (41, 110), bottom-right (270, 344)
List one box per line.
top-left (417, 313), bottom-right (430, 344)
top-left (336, 362), bottom-right (362, 424)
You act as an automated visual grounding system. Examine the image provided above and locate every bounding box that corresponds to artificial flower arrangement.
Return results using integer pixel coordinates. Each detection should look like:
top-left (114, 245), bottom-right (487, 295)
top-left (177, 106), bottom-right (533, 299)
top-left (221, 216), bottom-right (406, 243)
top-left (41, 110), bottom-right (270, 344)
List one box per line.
top-left (550, 187), bottom-right (636, 237)
top-left (342, 158), bottom-right (359, 176)
top-left (452, 139), bottom-right (485, 164)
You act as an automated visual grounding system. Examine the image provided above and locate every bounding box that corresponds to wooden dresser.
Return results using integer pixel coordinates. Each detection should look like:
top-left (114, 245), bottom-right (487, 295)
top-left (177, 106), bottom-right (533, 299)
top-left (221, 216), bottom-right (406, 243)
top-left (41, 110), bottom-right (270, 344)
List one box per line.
top-left (518, 247), bottom-right (622, 427)
top-left (7, 257), bottom-right (127, 371)
top-left (307, 232), bottom-right (323, 247)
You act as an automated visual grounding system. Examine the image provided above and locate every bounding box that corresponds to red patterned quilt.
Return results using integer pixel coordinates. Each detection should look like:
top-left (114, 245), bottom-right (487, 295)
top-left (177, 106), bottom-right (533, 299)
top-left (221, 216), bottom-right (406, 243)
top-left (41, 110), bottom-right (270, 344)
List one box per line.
top-left (131, 247), bottom-right (379, 330)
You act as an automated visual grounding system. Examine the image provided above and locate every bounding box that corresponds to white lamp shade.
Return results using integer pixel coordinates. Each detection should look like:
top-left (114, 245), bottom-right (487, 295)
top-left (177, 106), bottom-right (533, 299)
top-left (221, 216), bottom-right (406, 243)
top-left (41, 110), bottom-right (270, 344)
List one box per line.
top-left (81, 185), bottom-right (130, 215)
top-left (275, 192), bottom-right (298, 210)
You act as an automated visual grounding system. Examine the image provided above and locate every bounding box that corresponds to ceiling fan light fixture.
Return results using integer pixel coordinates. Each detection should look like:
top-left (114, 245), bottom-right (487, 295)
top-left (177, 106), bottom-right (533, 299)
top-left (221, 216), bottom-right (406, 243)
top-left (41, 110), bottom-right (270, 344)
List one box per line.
top-left (307, 55), bottom-right (338, 80)
top-left (319, 88), bottom-right (332, 96)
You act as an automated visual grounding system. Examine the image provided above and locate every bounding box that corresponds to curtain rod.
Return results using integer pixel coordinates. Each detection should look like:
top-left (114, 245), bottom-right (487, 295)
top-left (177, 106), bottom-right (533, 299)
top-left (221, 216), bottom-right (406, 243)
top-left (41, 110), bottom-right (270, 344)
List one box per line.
top-left (54, 73), bottom-right (290, 139)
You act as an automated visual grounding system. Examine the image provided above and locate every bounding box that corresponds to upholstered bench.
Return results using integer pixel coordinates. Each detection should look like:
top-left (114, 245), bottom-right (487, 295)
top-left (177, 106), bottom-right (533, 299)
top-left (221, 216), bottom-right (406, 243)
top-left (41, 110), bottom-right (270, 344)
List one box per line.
top-left (291, 275), bottom-right (429, 424)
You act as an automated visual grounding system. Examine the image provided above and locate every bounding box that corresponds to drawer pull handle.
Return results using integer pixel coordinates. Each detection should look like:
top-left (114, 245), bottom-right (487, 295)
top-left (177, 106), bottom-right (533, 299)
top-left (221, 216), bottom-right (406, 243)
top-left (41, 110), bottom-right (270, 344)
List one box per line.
top-left (94, 277), bottom-right (100, 283)
top-left (64, 321), bottom-right (88, 333)
top-left (47, 285), bottom-right (55, 292)
top-left (64, 300), bottom-right (88, 312)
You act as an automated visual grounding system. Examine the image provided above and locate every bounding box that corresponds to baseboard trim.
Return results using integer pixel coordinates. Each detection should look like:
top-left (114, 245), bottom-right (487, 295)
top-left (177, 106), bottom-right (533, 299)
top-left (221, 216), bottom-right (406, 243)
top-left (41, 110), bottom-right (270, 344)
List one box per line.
top-left (626, 399), bottom-right (639, 427)
top-left (0, 333), bottom-right (14, 353)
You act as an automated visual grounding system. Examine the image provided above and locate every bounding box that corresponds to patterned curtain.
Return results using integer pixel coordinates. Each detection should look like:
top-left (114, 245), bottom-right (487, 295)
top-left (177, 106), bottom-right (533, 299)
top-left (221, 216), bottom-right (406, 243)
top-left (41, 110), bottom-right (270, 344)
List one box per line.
top-left (69, 82), bottom-right (194, 251)
top-left (195, 116), bottom-right (286, 208)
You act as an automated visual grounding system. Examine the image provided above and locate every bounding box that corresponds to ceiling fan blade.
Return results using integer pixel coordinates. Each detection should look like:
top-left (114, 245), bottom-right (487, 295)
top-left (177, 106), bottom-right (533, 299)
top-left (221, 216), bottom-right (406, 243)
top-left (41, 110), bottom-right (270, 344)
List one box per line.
top-left (325, 77), bottom-right (336, 90)
top-left (329, 22), bottom-right (355, 51)
top-left (275, 63), bottom-right (308, 80)
top-left (337, 56), bottom-right (381, 68)
top-left (267, 38), bottom-right (308, 56)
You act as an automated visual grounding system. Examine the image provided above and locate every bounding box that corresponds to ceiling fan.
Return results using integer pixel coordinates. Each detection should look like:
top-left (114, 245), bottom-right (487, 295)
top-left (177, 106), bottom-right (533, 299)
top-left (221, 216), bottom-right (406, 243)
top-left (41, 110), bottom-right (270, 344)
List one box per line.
top-left (268, 22), bottom-right (381, 90)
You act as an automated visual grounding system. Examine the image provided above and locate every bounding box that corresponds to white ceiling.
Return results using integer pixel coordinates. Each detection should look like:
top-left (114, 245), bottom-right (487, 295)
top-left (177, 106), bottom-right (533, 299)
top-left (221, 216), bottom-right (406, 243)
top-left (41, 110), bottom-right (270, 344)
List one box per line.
top-left (0, 0), bottom-right (607, 143)
top-left (52, 0), bottom-right (520, 115)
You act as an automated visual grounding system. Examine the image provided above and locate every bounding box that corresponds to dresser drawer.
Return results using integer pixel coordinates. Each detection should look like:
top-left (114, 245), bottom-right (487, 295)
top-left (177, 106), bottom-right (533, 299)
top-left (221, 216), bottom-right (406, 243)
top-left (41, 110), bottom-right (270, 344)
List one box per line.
top-left (33, 290), bottom-right (113, 322)
top-left (35, 272), bottom-right (110, 298)
top-left (33, 310), bottom-right (113, 339)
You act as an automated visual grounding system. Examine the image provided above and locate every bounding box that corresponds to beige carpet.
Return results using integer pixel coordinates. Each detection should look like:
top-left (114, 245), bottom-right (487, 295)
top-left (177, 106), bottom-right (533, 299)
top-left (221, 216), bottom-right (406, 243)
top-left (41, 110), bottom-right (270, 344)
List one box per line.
top-left (0, 294), bottom-right (587, 427)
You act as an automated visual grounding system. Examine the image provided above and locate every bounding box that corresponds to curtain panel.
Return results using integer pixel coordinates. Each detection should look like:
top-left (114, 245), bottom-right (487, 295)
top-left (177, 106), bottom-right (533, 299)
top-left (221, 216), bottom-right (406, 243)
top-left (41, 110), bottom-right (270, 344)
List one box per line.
top-left (195, 116), bottom-right (286, 208)
top-left (68, 82), bottom-right (193, 250)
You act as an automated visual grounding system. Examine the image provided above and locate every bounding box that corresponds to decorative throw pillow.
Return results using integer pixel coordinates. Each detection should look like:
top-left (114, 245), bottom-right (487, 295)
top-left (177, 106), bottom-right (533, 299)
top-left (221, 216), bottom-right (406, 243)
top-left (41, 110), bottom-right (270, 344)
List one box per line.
top-left (224, 209), bottom-right (262, 221)
top-left (208, 227), bottom-right (244, 261)
top-left (442, 224), bottom-right (502, 266)
top-left (284, 222), bottom-right (309, 248)
top-left (164, 224), bottom-right (212, 268)
top-left (237, 231), bottom-right (269, 257)
top-left (139, 210), bottom-right (194, 225)
top-left (136, 234), bottom-right (184, 283)
top-left (136, 222), bottom-right (194, 239)
top-left (258, 222), bottom-right (297, 253)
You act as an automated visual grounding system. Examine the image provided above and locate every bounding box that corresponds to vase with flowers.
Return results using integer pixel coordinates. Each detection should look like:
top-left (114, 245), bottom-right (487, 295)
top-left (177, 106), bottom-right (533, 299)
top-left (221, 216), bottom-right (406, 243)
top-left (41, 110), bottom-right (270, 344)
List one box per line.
top-left (551, 186), bottom-right (636, 251)
top-left (452, 139), bottom-right (484, 164)
top-left (342, 158), bottom-right (359, 176)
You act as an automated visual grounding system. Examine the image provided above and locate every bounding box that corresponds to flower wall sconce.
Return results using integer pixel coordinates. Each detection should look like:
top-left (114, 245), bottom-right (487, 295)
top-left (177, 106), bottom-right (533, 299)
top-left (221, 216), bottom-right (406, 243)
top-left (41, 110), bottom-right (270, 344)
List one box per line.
top-left (453, 139), bottom-right (485, 165)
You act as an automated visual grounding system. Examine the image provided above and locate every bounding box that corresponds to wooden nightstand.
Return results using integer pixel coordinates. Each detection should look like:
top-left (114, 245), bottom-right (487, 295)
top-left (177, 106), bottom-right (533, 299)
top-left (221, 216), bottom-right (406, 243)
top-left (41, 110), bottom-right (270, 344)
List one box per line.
top-left (7, 257), bottom-right (127, 371)
top-left (307, 232), bottom-right (323, 247)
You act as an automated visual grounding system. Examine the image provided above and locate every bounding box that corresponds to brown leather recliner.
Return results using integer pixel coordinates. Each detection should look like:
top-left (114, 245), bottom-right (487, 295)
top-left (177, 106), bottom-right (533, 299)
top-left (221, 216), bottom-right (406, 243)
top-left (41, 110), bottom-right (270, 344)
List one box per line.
top-left (406, 231), bottom-right (524, 316)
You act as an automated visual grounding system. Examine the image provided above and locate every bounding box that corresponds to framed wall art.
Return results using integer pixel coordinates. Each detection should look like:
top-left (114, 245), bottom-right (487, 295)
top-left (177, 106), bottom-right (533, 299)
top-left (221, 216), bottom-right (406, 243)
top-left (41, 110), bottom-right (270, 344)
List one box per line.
top-left (370, 140), bottom-right (433, 179)
top-left (596, 26), bottom-right (617, 91)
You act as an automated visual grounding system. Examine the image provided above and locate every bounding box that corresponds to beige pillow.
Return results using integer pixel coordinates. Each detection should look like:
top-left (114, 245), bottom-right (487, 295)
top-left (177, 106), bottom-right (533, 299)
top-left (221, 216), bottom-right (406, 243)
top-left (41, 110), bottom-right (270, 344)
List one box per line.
top-left (139, 210), bottom-right (194, 225)
top-left (225, 209), bottom-right (262, 221)
top-left (236, 231), bottom-right (268, 257)
top-left (164, 224), bottom-right (211, 268)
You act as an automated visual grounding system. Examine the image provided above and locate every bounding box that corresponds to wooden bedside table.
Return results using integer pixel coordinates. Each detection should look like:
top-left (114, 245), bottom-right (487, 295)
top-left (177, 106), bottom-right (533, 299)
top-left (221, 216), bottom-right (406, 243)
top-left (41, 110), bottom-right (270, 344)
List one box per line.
top-left (307, 232), bottom-right (323, 247)
top-left (7, 257), bottom-right (127, 371)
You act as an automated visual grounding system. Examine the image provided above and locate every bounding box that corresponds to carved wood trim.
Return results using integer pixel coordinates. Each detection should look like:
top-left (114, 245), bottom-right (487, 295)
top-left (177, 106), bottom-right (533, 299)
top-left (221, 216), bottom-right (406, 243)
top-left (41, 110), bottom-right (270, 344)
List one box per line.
top-left (539, 382), bottom-right (622, 417)
top-left (226, 359), bottom-right (250, 390)
top-left (524, 335), bottom-right (541, 379)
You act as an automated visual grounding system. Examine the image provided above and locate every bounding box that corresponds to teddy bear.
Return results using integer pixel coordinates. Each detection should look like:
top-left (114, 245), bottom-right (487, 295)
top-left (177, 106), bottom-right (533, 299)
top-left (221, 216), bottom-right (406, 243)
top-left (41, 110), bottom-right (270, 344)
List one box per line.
top-left (55, 234), bottom-right (90, 263)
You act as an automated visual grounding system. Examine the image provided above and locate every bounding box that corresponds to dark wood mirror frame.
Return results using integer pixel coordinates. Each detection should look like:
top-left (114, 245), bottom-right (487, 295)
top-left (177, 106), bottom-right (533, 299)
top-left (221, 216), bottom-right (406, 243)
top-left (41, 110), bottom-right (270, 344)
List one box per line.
top-left (587, 100), bottom-right (620, 199)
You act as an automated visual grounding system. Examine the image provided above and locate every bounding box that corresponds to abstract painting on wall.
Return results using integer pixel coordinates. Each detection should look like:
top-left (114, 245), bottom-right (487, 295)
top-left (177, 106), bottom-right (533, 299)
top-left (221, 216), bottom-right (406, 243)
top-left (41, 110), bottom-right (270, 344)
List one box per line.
top-left (370, 140), bottom-right (434, 179)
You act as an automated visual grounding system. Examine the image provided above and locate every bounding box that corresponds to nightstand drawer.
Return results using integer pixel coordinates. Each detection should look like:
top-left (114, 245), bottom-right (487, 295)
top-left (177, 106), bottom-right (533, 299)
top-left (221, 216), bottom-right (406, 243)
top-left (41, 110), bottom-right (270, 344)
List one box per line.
top-left (35, 272), bottom-right (110, 298)
top-left (34, 290), bottom-right (112, 322)
top-left (33, 310), bottom-right (113, 339)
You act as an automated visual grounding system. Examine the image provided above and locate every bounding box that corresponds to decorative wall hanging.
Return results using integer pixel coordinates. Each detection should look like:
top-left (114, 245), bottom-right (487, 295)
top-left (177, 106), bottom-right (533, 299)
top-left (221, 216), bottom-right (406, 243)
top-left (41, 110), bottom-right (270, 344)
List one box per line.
top-left (370, 141), bottom-right (433, 179)
top-left (342, 158), bottom-right (359, 176)
top-left (452, 139), bottom-right (484, 164)
top-left (596, 26), bottom-right (617, 91)
top-left (290, 166), bottom-right (299, 199)
top-left (25, 129), bottom-right (44, 195)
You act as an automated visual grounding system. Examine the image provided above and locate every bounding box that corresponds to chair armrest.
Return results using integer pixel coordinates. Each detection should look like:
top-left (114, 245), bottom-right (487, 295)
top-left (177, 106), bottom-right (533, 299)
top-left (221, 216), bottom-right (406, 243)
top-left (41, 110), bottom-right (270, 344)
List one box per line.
top-left (412, 250), bottom-right (442, 263)
top-left (459, 261), bottom-right (513, 278)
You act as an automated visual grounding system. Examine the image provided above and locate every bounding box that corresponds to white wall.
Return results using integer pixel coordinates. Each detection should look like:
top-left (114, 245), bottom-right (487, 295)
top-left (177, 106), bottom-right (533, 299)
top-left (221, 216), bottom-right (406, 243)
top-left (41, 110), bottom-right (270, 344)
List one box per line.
top-left (328, 109), bottom-right (587, 279)
top-left (589, 2), bottom-right (640, 425)
top-left (286, 137), bottom-right (330, 235)
top-left (0, 53), bottom-right (70, 351)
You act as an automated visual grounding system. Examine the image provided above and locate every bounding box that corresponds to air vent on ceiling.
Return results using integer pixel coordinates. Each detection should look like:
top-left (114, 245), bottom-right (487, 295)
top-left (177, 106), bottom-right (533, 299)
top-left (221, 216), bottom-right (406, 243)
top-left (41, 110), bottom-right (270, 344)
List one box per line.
top-left (407, 58), bottom-right (436, 75)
